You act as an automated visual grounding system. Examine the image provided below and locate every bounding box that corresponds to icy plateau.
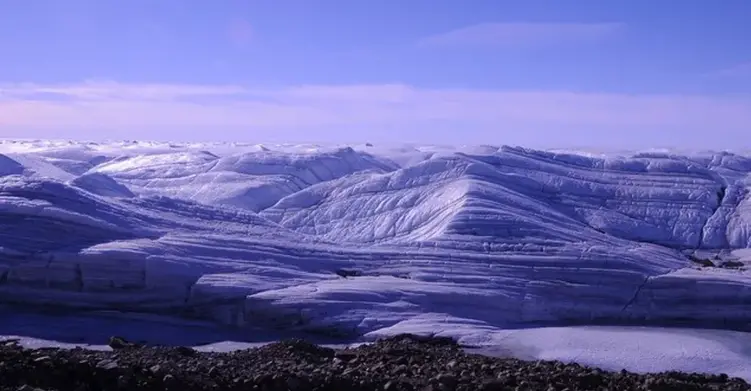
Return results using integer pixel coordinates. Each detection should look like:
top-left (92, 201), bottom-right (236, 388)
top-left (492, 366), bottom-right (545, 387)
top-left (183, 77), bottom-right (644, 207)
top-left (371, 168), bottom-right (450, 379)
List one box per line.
top-left (1, 139), bottom-right (751, 340)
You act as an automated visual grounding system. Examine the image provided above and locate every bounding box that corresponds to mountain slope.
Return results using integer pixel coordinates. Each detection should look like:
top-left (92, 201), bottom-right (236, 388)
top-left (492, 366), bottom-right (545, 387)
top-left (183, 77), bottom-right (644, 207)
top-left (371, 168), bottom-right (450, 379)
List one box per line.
top-left (1, 140), bottom-right (750, 338)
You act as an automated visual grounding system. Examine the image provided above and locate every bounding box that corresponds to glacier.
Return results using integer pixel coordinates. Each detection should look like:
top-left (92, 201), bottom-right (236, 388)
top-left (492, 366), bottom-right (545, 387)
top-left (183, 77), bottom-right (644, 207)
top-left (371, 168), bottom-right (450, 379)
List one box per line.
top-left (1, 139), bottom-right (751, 351)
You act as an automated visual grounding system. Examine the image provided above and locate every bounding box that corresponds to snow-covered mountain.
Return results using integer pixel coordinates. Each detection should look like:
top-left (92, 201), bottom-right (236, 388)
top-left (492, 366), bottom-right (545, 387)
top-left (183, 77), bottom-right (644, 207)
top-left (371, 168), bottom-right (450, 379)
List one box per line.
top-left (1, 139), bottom-right (751, 339)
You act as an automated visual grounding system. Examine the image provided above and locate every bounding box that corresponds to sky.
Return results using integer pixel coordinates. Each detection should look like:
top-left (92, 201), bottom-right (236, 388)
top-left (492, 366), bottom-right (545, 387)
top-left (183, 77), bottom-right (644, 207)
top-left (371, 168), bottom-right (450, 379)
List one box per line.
top-left (0, 0), bottom-right (750, 149)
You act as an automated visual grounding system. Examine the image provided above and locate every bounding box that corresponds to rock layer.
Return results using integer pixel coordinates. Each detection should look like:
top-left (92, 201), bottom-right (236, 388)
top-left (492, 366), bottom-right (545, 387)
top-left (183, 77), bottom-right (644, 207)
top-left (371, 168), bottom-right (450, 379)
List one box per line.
top-left (1, 142), bottom-right (751, 337)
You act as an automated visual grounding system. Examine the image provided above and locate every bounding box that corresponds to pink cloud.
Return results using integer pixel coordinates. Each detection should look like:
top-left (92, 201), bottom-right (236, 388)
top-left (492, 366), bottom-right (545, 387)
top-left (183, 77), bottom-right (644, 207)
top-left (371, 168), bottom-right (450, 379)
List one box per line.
top-left (227, 19), bottom-right (254, 47)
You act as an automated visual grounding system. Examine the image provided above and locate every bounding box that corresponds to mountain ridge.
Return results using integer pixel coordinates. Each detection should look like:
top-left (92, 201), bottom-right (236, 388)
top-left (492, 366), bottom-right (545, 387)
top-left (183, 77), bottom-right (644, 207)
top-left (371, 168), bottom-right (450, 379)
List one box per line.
top-left (0, 140), bottom-right (750, 339)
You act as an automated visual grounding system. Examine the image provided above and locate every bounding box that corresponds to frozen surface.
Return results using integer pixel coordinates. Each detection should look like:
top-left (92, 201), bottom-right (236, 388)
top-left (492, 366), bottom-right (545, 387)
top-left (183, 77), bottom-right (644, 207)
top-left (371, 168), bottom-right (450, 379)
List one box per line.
top-left (2, 140), bottom-right (751, 348)
top-left (373, 319), bottom-right (751, 381)
top-left (1, 308), bottom-right (749, 381)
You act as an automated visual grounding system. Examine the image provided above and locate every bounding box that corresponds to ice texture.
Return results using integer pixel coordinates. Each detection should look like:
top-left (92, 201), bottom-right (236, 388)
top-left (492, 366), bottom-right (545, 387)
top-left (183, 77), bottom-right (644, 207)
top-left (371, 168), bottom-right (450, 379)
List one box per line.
top-left (1, 139), bottom-right (751, 339)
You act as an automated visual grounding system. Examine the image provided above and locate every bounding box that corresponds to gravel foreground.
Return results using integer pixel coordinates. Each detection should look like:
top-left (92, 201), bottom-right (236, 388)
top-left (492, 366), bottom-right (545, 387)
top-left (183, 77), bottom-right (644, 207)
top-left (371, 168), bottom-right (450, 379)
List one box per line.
top-left (1, 334), bottom-right (748, 391)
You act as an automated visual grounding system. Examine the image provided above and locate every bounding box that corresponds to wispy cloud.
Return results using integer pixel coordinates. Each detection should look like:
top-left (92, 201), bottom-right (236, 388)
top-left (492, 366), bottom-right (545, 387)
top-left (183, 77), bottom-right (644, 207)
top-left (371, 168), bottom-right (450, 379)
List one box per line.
top-left (709, 62), bottom-right (751, 78)
top-left (1, 81), bottom-right (749, 148)
top-left (418, 22), bottom-right (624, 48)
top-left (0, 81), bottom-right (247, 101)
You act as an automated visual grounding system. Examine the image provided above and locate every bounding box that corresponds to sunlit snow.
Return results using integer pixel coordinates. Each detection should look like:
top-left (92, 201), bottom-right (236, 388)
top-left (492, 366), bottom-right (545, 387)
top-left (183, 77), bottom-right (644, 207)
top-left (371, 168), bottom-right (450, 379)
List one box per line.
top-left (2, 139), bottom-right (751, 379)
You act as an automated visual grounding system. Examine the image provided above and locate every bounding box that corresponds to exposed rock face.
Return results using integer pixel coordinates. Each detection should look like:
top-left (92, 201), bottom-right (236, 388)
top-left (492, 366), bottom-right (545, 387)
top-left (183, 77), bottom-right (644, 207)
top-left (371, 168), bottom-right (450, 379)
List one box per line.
top-left (1, 335), bottom-right (748, 391)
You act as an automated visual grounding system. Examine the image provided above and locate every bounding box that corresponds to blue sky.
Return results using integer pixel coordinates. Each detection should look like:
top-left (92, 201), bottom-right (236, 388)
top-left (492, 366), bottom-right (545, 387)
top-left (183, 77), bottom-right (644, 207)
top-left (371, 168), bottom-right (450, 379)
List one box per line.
top-left (1, 0), bottom-right (750, 149)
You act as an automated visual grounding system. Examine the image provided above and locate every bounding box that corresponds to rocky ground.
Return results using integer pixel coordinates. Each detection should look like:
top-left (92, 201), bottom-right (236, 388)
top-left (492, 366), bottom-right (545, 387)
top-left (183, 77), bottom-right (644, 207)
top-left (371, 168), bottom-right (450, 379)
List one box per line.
top-left (0, 334), bottom-right (748, 391)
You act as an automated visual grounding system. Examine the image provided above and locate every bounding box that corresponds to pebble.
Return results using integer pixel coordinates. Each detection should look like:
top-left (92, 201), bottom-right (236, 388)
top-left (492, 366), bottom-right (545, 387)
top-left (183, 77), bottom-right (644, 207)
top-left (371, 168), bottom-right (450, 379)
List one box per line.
top-left (0, 334), bottom-right (747, 391)
top-left (95, 359), bottom-right (119, 370)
